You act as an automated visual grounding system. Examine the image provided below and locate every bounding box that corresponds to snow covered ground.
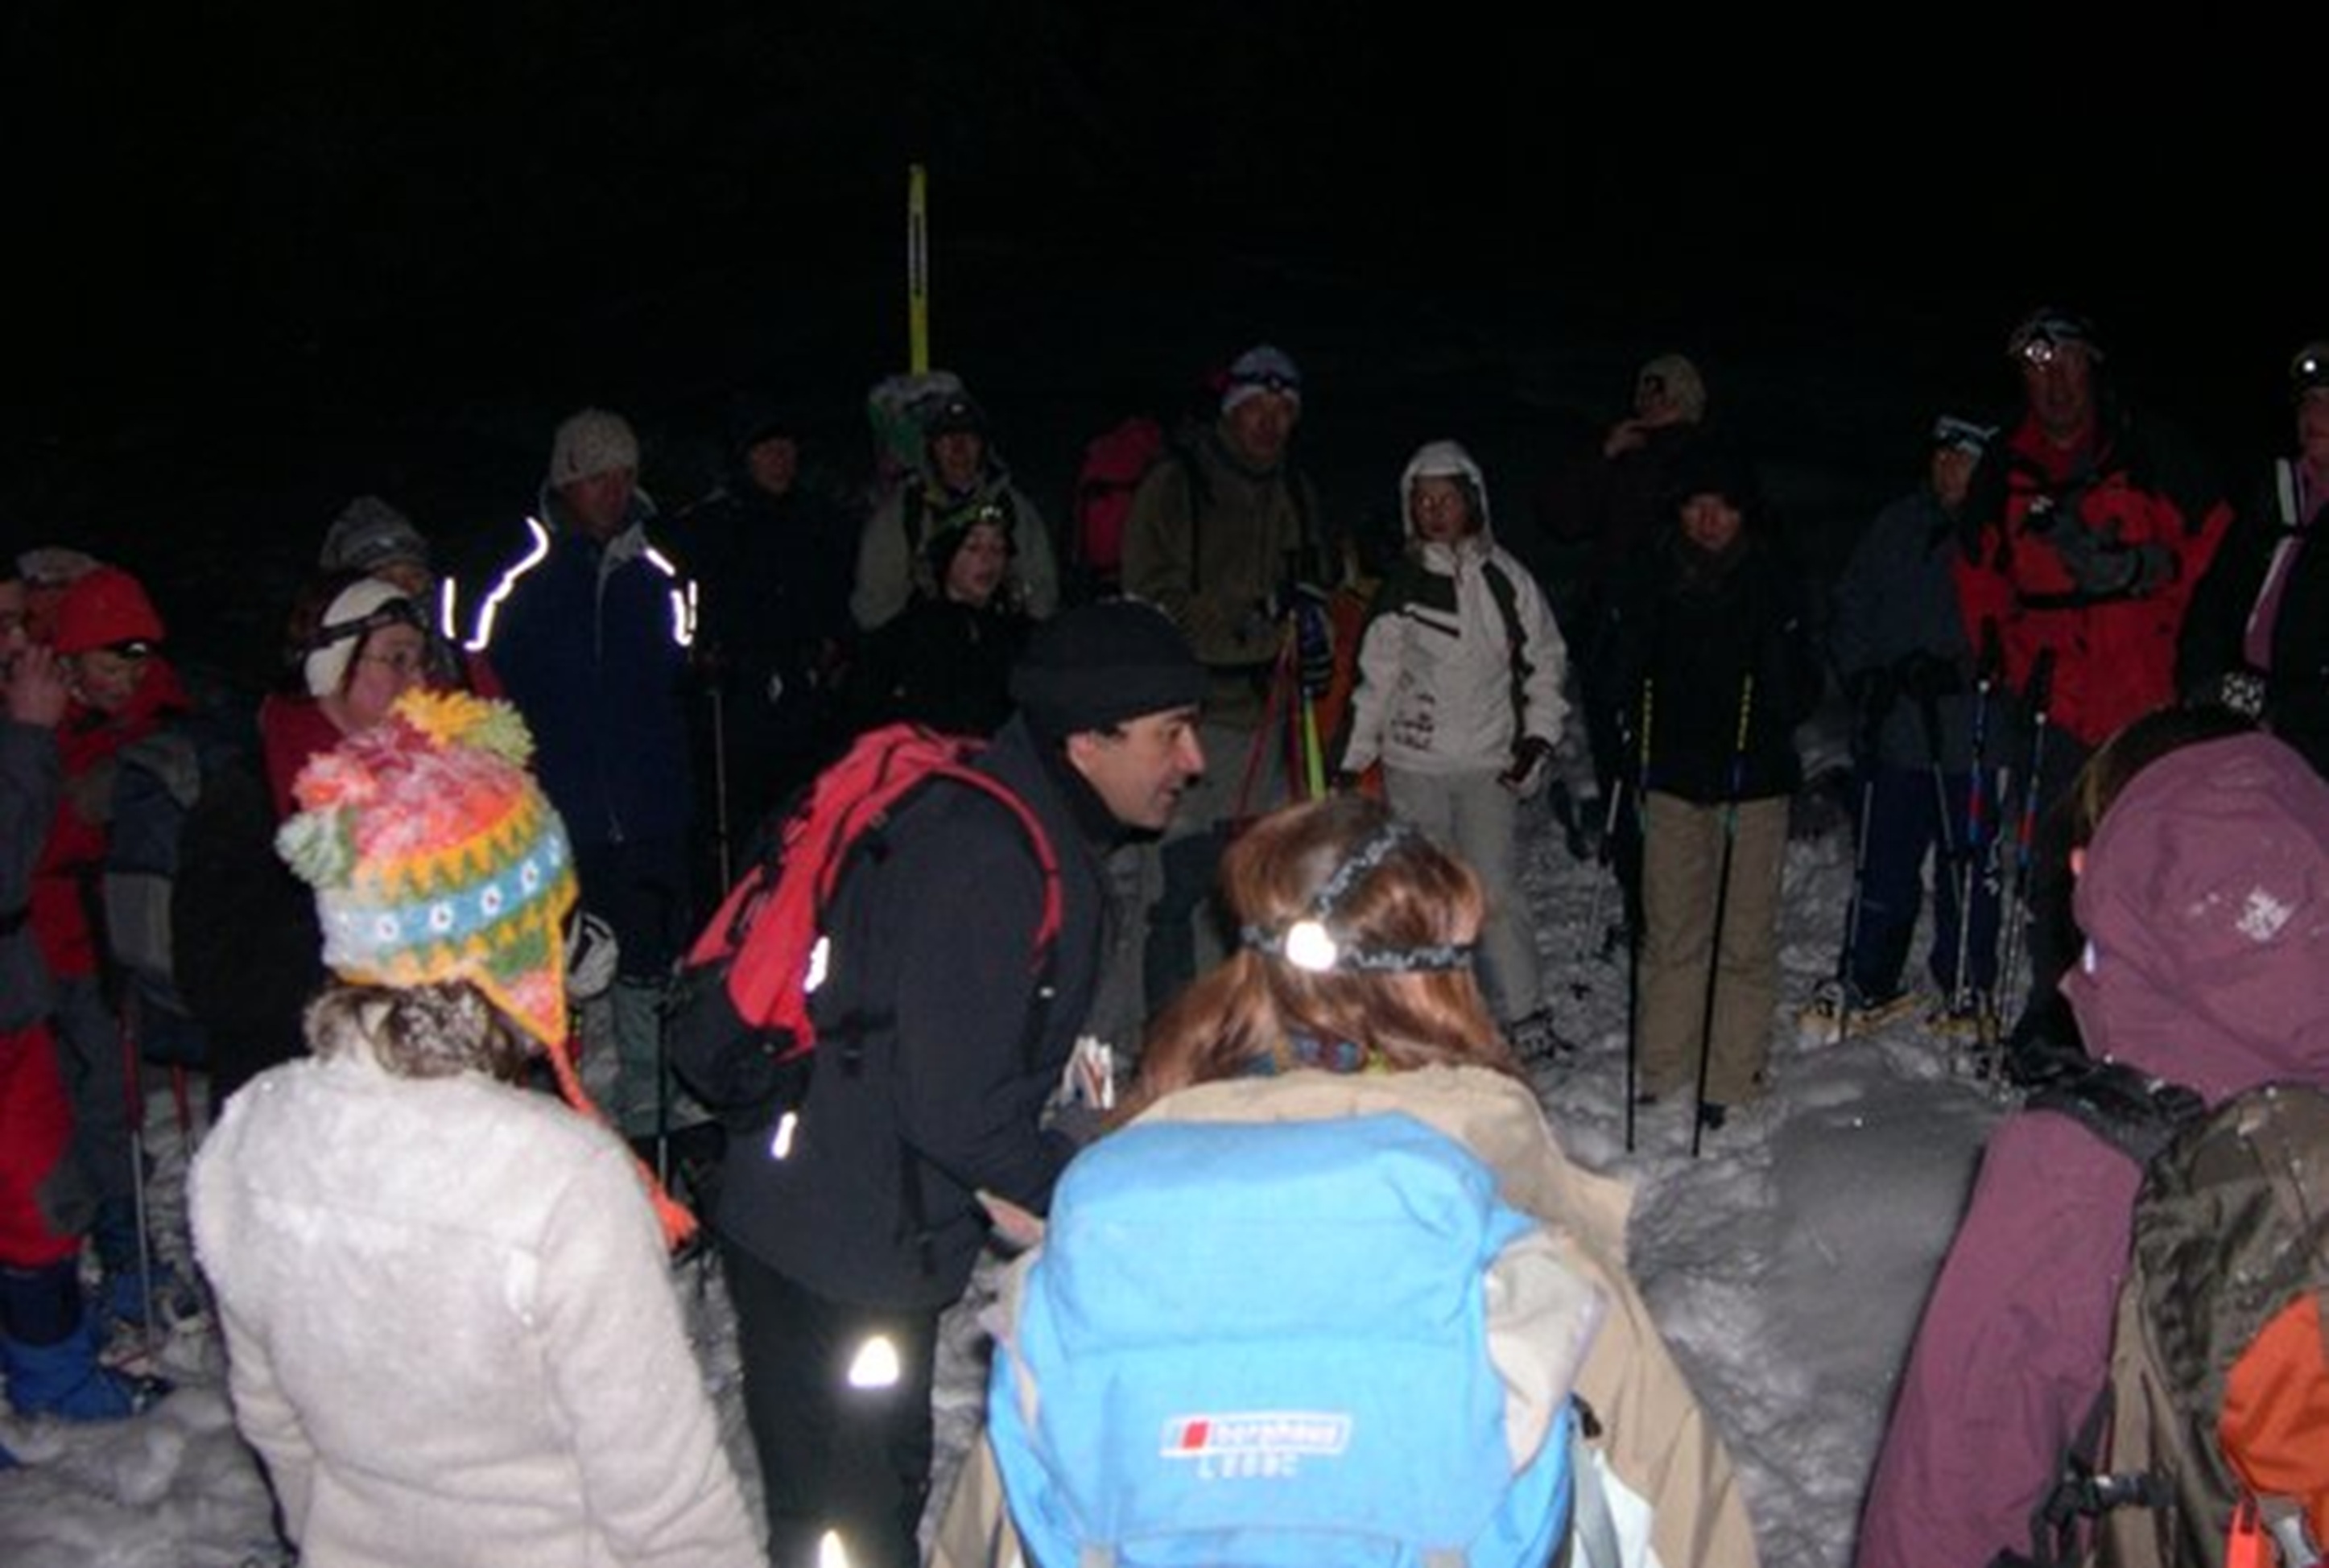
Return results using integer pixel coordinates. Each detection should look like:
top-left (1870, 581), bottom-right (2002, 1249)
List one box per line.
top-left (0, 776), bottom-right (2012, 1568)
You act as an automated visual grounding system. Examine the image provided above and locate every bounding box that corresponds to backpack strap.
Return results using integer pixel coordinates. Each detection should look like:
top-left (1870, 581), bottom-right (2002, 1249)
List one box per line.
top-left (1481, 559), bottom-right (1536, 741)
top-left (1562, 1399), bottom-right (1622, 1568)
top-left (2023, 1383), bottom-right (2167, 1566)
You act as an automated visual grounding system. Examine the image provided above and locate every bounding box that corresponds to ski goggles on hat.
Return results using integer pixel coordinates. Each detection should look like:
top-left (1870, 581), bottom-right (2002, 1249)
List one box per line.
top-left (1240, 821), bottom-right (1476, 975)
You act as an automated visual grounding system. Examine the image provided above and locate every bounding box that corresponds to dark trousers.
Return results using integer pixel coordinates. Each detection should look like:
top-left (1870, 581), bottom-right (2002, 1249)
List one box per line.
top-left (1848, 765), bottom-right (2003, 1001)
top-left (721, 1239), bottom-right (940, 1568)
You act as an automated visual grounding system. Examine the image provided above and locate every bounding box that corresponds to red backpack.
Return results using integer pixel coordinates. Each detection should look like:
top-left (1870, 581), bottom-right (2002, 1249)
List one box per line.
top-left (1068, 415), bottom-right (1169, 592)
top-left (665, 723), bottom-right (1061, 1129)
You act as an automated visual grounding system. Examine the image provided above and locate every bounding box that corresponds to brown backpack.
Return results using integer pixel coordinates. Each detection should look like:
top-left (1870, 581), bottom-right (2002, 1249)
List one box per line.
top-left (2025, 1078), bottom-right (2329, 1568)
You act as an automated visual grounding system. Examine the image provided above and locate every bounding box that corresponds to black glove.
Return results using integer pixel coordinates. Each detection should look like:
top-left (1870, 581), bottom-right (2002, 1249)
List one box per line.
top-left (1499, 735), bottom-right (1555, 798)
top-left (1892, 650), bottom-right (1963, 703)
top-left (2046, 518), bottom-right (2174, 599)
top-left (1265, 579), bottom-right (1332, 625)
top-left (1292, 594), bottom-right (1335, 698)
top-left (1845, 669), bottom-right (1896, 762)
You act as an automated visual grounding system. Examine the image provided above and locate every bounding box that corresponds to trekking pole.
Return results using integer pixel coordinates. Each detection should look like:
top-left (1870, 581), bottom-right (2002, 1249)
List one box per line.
top-left (1991, 646), bottom-right (2055, 1080)
top-left (118, 997), bottom-right (161, 1360)
top-left (1830, 767), bottom-right (1877, 1046)
top-left (1950, 621), bottom-right (2002, 1052)
top-left (1691, 672), bottom-right (1755, 1160)
top-left (1233, 641), bottom-right (1290, 829)
top-left (1911, 681), bottom-right (1962, 1024)
top-left (1624, 677), bottom-right (1654, 1153)
top-left (709, 679), bottom-right (733, 891)
top-left (1567, 775), bottom-right (1628, 1001)
top-left (1827, 672), bottom-right (1889, 1047)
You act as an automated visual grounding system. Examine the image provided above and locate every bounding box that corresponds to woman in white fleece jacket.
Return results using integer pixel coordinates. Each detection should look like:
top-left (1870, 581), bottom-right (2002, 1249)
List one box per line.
top-left (190, 692), bottom-right (758, 1568)
top-left (1336, 439), bottom-right (1572, 1058)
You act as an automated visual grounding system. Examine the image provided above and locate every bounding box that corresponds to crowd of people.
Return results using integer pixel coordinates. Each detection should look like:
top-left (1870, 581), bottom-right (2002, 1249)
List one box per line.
top-left (0, 304), bottom-right (2323, 1566)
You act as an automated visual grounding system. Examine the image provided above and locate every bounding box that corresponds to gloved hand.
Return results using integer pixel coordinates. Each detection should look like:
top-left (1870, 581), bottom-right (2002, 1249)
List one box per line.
top-left (1891, 650), bottom-right (1963, 703)
top-left (1291, 593), bottom-right (1335, 698)
top-left (1845, 669), bottom-right (1894, 765)
top-left (1264, 579), bottom-right (1332, 625)
top-left (1499, 735), bottom-right (1555, 798)
top-left (2046, 518), bottom-right (2174, 599)
top-left (565, 910), bottom-right (620, 1001)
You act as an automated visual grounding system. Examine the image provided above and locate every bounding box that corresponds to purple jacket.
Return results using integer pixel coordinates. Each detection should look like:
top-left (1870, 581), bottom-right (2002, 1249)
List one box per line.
top-left (1856, 735), bottom-right (2329, 1568)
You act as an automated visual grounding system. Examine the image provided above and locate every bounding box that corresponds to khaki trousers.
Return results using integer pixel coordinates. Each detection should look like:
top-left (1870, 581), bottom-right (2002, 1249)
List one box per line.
top-left (1634, 792), bottom-right (1788, 1105)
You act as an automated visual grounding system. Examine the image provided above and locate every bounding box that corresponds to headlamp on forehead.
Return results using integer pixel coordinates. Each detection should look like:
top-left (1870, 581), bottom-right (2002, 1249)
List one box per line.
top-left (2006, 309), bottom-right (2103, 367)
top-left (2288, 341), bottom-right (2329, 400)
top-left (1239, 822), bottom-right (1476, 976)
top-left (1229, 369), bottom-right (1301, 399)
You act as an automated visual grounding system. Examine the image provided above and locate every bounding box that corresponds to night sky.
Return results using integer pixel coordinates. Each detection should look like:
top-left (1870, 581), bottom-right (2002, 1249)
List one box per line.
top-left (6, 6), bottom-right (2310, 597)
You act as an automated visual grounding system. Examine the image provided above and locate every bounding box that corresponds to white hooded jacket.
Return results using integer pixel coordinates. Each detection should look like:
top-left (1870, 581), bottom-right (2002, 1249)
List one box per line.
top-left (1340, 440), bottom-right (1569, 778)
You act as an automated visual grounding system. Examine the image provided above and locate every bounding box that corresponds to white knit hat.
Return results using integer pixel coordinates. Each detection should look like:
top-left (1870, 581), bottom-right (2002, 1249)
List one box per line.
top-left (547, 408), bottom-right (641, 488)
top-left (304, 578), bottom-right (421, 697)
top-left (320, 496), bottom-right (430, 575)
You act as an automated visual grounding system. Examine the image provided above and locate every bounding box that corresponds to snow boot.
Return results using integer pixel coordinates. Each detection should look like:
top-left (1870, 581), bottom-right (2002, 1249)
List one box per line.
top-left (0, 1262), bottom-right (171, 1420)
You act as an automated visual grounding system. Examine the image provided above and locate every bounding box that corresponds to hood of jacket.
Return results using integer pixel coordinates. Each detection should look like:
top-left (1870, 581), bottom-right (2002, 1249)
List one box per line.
top-left (1398, 439), bottom-right (1496, 568)
top-left (2065, 732), bottom-right (2329, 1102)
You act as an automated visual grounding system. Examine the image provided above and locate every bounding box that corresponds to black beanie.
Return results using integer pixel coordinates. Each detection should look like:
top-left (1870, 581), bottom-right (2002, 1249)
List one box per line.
top-left (1010, 599), bottom-right (1206, 739)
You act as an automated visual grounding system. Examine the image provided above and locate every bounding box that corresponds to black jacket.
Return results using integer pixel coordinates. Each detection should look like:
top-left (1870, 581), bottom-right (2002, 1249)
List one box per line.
top-left (713, 715), bottom-right (1109, 1308)
top-left (1595, 526), bottom-right (1819, 805)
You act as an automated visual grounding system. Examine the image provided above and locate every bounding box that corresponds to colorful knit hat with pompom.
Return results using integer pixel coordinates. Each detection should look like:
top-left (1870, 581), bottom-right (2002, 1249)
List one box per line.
top-left (277, 689), bottom-right (576, 1046)
top-left (276, 691), bottom-right (700, 1248)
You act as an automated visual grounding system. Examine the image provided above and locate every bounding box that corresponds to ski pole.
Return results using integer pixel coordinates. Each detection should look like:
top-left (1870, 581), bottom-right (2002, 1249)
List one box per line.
top-left (709, 679), bottom-right (733, 892)
top-left (1951, 621), bottom-right (2001, 1048)
top-left (1912, 680), bottom-right (1960, 1013)
top-left (1691, 671), bottom-right (1755, 1158)
top-left (1992, 645), bottom-right (2055, 1079)
top-left (118, 996), bottom-right (160, 1360)
top-left (1831, 767), bottom-right (1877, 1046)
top-left (1233, 638), bottom-right (1290, 827)
top-left (1568, 774), bottom-right (1628, 1001)
top-left (1625, 675), bottom-right (1654, 1154)
top-left (1827, 670), bottom-right (1889, 1047)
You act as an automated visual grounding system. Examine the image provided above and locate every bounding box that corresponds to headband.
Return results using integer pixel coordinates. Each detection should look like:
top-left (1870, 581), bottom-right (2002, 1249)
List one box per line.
top-left (1239, 823), bottom-right (1476, 975)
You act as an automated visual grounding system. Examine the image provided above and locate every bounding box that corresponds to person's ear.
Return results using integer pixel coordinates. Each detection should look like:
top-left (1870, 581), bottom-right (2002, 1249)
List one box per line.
top-left (2069, 845), bottom-right (2087, 880)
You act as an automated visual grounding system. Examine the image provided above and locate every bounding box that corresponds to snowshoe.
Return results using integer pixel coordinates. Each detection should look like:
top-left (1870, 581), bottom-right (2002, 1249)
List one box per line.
top-left (1797, 979), bottom-right (1921, 1046)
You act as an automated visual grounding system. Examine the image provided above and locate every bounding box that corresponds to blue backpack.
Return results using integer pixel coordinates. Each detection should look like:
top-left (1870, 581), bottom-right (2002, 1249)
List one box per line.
top-left (988, 1112), bottom-right (1603, 1568)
